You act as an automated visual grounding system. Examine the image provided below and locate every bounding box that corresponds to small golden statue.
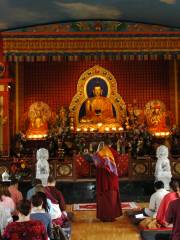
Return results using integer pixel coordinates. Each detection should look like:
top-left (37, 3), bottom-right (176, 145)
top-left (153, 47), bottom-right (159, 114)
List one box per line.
top-left (80, 85), bottom-right (116, 124)
top-left (26, 101), bottom-right (51, 139)
top-left (58, 106), bottom-right (68, 128)
top-left (145, 100), bottom-right (170, 136)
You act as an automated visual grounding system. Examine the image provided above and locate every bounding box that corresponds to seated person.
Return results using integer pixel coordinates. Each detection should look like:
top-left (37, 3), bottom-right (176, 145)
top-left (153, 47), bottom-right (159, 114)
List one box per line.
top-left (45, 176), bottom-right (68, 226)
top-left (0, 204), bottom-right (12, 235)
top-left (144, 181), bottom-right (169, 218)
top-left (166, 195), bottom-right (180, 240)
top-left (26, 178), bottom-right (42, 200)
top-left (30, 194), bottom-right (52, 239)
top-left (8, 179), bottom-right (23, 206)
top-left (2, 200), bottom-right (48, 240)
top-left (36, 191), bottom-right (62, 226)
top-left (136, 179), bottom-right (179, 229)
top-left (0, 184), bottom-right (15, 214)
top-left (80, 85), bottom-right (116, 124)
top-left (156, 179), bottom-right (180, 227)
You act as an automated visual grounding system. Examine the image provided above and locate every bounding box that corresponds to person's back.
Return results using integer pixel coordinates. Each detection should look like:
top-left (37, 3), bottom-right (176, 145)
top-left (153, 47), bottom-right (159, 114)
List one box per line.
top-left (144, 181), bottom-right (169, 218)
top-left (156, 179), bottom-right (180, 226)
top-left (8, 179), bottom-right (23, 206)
top-left (3, 220), bottom-right (47, 240)
top-left (30, 212), bottom-right (51, 232)
top-left (0, 184), bottom-right (15, 214)
top-left (45, 176), bottom-right (69, 227)
top-left (45, 186), bottom-right (66, 211)
top-left (30, 194), bottom-right (52, 238)
top-left (45, 176), bottom-right (66, 212)
top-left (166, 198), bottom-right (180, 240)
top-left (2, 199), bottom-right (47, 240)
top-left (151, 188), bottom-right (169, 213)
top-left (0, 204), bottom-right (12, 235)
top-left (27, 179), bottom-right (42, 200)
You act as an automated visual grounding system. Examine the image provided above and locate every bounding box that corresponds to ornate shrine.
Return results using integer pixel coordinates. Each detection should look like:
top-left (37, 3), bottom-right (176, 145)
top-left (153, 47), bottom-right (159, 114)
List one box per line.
top-left (0, 21), bottom-right (180, 181)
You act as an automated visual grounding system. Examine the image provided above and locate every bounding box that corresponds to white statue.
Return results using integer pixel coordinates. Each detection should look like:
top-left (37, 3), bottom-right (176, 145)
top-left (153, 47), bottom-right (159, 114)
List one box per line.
top-left (155, 145), bottom-right (172, 190)
top-left (36, 148), bottom-right (50, 186)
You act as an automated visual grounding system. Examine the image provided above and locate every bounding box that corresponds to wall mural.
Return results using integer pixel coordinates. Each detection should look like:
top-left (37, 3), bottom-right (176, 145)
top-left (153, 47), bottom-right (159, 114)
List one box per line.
top-left (1, 1), bottom-right (180, 31)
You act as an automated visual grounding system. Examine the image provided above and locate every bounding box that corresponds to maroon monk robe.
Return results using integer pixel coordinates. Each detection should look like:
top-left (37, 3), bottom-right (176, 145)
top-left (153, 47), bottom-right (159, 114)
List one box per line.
top-left (96, 167), bottom-right (122, 221)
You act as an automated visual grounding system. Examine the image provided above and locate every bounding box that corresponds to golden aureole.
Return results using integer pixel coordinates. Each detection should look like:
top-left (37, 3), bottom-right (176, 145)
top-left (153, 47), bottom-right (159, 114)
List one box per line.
top-left (69, 65), bottom-right (126, 132)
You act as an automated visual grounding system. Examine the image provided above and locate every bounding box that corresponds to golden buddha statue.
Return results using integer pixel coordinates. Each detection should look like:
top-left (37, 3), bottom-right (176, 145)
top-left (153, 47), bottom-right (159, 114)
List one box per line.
top-left (26, 102), bottom-right (51, 139)
top-left (80, 85), bottom-right (116, 124)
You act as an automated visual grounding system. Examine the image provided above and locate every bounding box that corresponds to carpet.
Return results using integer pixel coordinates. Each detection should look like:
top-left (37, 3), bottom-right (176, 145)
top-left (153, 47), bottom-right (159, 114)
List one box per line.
top-left (73, 202), bottom-right (139, 211)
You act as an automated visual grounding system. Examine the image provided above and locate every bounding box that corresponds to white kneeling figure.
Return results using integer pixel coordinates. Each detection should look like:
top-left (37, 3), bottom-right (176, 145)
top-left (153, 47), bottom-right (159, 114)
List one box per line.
top-left (154, 145), bottom-right (172, 190)
top-left (36, 148), bottom-right (50, 186)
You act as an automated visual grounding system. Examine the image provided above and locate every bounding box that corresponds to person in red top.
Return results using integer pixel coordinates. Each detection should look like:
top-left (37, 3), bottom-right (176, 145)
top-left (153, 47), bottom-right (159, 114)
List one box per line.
top-left (45, 176), bottom-right (67, 226)
top-left (45, 176), bottom-right (66, 212)
top-left (2, 200), bottom-right (48, 240)
top-left (166, 197), bottom-right (180, 240)
top-left (156, 179), bottom-right (180, 226)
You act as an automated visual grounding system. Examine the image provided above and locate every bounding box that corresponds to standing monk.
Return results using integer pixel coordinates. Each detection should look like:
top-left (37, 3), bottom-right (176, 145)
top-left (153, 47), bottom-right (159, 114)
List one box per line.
top-left (93, 142), bottom-right (122, 221)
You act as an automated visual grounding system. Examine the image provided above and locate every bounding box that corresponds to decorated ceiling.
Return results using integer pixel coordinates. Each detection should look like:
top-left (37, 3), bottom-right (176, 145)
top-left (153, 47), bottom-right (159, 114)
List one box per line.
top-left (0, 0), bottom-right (180, 31)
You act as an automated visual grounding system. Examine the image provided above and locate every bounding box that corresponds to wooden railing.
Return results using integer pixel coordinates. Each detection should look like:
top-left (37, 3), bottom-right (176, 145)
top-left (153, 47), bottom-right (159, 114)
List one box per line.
top-left (0, 155), bottom-right (179, 181)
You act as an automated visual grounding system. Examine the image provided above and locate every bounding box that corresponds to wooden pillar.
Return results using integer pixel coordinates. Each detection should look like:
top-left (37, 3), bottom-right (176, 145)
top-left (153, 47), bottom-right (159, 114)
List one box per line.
top-left (0, 79), bottom-right (11, 156)
top-left (15, 61), bottom-right (19, 132)
top-left (169, 59), bottom-right (179, 127)
top-left (178, 60), bottom-right (180, 128)
top-left (174, 59), bottom-right (179, 127)
top-left (0, 34), bottom-right (12, 156)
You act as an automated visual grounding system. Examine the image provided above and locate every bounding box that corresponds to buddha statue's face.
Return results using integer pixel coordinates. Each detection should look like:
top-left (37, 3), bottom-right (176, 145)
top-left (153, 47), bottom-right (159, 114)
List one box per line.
top-left (93, 86), bottom-right (102, 97)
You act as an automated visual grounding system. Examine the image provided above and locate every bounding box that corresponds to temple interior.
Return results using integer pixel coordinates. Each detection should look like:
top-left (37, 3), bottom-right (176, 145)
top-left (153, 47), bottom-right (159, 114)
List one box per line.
top-left (0, 1), bottom-right (180, 239)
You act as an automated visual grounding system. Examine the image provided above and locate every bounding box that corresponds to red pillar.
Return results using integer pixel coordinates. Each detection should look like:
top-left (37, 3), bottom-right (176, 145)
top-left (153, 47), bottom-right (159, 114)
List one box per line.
top-left (0, 33), bottom-right (11, 156)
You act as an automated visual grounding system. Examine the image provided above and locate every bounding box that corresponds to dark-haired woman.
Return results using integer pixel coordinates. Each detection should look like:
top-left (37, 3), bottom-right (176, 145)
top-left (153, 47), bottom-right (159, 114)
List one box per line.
top-left (2, 200), bottom-right (48, 240)
top-left (30, 194), bottom-right (52, 239)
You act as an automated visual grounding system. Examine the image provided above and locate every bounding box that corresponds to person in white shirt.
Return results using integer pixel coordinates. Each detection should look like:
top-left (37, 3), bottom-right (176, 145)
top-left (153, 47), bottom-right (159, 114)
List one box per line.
top-left (144, 180), bottom-right (169, 218)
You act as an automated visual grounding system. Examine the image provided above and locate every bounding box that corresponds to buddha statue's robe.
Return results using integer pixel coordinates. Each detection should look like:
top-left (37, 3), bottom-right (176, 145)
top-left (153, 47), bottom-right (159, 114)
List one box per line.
top-left (81, 96), bottom-right (116, 123)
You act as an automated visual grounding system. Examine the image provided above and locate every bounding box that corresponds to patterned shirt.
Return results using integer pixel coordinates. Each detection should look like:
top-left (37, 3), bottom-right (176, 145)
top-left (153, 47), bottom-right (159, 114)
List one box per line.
top-left (2, 220), bottom-right (48, 240)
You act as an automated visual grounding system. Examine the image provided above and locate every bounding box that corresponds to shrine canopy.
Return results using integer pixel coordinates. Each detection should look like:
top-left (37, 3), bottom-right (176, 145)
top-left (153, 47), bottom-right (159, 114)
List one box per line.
top-left (0, 0), bottom-right (180, 31)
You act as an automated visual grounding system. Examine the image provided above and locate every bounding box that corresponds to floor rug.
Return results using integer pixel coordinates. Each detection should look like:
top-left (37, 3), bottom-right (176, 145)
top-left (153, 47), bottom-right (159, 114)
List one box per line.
top-left (73, 202), bottom-right (139, 211)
